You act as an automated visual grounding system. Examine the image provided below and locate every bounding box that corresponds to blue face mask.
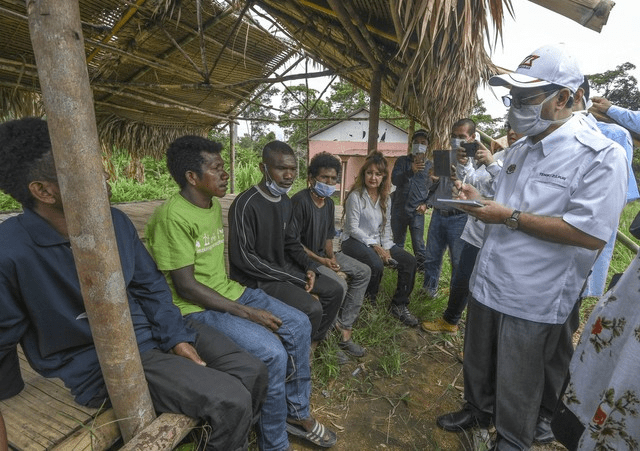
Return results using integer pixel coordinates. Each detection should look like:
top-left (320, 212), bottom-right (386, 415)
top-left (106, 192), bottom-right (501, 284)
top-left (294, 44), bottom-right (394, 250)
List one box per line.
top-left (312, 180), bottom-right (336, 198)
top-left (264, 165), bottom-right (292, 196)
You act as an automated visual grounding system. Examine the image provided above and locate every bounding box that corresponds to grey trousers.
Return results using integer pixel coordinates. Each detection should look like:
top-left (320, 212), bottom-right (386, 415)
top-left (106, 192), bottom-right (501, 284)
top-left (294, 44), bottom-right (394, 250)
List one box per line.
top-left (317, 252), bottom-right (371, 330)
top-left (463, 297), bottom-right (580, 451)
top-left (142, 320), bottom-right (268, 451)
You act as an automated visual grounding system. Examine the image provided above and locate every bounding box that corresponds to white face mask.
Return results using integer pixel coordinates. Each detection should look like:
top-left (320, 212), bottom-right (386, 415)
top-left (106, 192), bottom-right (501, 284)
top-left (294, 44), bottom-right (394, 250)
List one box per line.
top-left (450, 138), bottom-right (464, 150)
top-left (508, 91), bottom-right (569, 136)
top-left (263, 165), bottom-right (292, 196)
top-left (411, 143), bottom-right (427, 155)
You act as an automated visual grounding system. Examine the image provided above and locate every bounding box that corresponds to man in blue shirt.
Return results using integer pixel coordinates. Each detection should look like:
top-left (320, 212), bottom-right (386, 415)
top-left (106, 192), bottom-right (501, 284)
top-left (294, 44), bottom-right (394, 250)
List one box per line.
top-left (0, 118), bottom-right (268, 451)
top-left (576, 79), bottom-right (639, 298)
top-left (390, 129), bottom-right (433, 270)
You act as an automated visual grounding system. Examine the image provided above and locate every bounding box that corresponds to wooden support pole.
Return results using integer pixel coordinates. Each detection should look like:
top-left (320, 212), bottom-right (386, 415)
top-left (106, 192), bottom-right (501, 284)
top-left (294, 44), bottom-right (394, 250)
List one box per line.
top-left (27, 0), bottom-right (156, 442)
top-left (408, 118), bottom-right (415, 152)
top-left (617, 229), bottom-right (640, 253)
top-left (368, 70), bottom-right (382, 154)
top-left (229, 121), bottom-right (236, 193)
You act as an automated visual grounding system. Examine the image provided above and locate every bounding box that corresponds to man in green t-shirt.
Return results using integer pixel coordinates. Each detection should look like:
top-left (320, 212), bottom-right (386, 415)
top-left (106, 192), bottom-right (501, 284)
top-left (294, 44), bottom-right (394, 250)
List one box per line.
top-left (146, 136), bottom-right (337, 451)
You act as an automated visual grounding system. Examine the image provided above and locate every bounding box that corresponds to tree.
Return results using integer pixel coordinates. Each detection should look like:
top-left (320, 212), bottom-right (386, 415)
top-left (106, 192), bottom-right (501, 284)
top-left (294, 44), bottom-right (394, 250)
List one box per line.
top-left (278, 84), bottom-right (332, 150)
top-left (327, 79), bottom-right (368, 116)
top-left (242, 85), bottom-right (280, 150)
top-left (589, 63), bottom-right (640, 111)
top-left (471, 98), bottom-right (505, 138)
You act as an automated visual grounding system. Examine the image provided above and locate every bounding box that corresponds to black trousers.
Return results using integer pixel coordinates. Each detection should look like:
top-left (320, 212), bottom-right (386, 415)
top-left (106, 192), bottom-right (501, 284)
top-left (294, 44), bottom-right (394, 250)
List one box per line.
top-left (142, 320), bottom-right (268, 451)
top-left (258, 274), bottom-right (343, 342)
top-left (463, 298), bottom-right (580, 450)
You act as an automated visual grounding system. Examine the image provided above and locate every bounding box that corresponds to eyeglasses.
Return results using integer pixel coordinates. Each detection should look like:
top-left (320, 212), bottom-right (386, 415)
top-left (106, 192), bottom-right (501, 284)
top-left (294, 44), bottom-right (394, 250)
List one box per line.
top-left (502, 90), bottom-right (558, 109)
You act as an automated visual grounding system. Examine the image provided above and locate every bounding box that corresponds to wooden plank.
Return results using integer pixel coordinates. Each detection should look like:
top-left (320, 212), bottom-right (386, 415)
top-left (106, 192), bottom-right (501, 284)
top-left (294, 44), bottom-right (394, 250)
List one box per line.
top-left (527, 0), bottom-right (614, 32)
top-left (3, 349), bottom-right (104, 451)
top-left (119, 414), bottom-right (198, 451)
top-left (51, 410), bottom-right (121, 451)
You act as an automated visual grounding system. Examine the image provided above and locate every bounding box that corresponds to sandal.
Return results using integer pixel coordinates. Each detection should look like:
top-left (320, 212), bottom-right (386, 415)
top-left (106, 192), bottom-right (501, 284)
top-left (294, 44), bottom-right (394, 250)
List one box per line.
top-left (286, 418), bottom-right (337, 448)
top-left (338, 339), bottom-right (366, 357)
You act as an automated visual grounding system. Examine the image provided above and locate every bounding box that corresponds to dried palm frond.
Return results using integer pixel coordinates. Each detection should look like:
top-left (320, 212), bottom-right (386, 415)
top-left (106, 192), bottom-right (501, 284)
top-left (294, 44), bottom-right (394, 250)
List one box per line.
top-left (392, 0), bottom-right (513, 146)
top-left (0, 88), bottom-right (44, 120)
top-left (253, 0), bottom-right (513, 147)
top-left (97, 114), bottom-right (211, 159)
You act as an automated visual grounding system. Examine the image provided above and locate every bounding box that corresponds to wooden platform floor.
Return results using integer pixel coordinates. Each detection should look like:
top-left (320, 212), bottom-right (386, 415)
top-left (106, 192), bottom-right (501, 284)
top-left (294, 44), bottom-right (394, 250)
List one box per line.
top-left (2, 349), bottom-right (105, 451)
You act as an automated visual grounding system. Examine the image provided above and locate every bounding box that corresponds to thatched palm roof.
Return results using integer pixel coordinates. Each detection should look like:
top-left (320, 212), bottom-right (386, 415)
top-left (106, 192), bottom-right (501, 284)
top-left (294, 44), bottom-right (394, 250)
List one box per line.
top-left (0, 0), bottom-right (615, 154)
top-left (250, 0), bottom-right (514, 146)
top-left (0, 0), bottom-right (292, 157)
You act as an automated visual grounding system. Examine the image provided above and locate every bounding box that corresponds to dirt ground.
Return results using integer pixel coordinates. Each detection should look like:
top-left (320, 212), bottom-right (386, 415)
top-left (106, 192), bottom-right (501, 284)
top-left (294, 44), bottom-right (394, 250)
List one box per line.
top-left (291, 327), bottom-right (568, 451)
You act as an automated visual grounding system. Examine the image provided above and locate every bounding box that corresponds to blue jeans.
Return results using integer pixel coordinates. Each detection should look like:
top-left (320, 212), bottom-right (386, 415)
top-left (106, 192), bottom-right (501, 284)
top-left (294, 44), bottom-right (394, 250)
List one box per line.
top-left (391, 208), bottom-right (426, 269)
top-left (341, 238), bottom-right (416, 306)
top-left (423, 210), bottom-right (467, 294)
top-left (188, 288), bottom-right (312, 451)
top-left (316, 252), bottom-right (371, 329)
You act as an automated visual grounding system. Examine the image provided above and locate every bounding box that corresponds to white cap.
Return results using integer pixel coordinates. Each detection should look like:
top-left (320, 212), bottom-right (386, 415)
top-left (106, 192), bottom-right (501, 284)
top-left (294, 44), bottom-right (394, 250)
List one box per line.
top-left (489, 44), bottom-right (583, 93)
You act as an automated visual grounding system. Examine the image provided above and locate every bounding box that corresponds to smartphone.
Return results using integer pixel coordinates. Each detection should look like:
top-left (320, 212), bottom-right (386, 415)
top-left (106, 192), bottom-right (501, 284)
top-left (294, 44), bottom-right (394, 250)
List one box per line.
top-left (461, 142), bottom-right (478, 158)
top-left (432, 150), bottom-right (451, 177)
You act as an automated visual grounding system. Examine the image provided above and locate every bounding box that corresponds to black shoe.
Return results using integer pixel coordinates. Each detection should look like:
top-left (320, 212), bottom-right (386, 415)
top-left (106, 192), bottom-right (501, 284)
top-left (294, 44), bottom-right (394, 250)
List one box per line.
top-left (338, 339), bottom-right (366, 357)
top-left (335, 350), bottom-right (350, 365)
top-left (534, 416), bottom-right (555, 444)
top-left (437, 407), bottom-right (491, 432)
top-left (390, 305), bottom-right (419, 327)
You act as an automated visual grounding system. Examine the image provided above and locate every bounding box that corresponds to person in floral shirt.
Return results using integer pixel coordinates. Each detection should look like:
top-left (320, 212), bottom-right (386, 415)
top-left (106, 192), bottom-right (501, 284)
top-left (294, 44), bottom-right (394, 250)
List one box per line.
top-left (552, 212), bottom-right (640, 450)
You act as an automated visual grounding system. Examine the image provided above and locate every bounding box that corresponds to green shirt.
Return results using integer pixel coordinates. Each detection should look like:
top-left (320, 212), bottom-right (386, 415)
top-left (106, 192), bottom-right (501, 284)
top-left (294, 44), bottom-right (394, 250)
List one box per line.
top-left (145, 193), bottom-right (245, 315)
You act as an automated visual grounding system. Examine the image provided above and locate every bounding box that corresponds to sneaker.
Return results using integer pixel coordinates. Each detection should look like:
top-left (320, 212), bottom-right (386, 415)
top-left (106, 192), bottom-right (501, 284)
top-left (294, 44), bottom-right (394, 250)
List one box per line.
top-left (421, 317), bottom-right (458, 335)
top-left (390, 305), bottom-right (419, 327)
top-left (419, 287), bottom-right (437, 299)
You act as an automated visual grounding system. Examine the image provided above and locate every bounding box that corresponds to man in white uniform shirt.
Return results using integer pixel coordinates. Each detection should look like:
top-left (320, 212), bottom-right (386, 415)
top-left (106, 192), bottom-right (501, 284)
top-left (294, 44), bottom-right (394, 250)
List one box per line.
top-left (436, 44), bottom-right (628, 451)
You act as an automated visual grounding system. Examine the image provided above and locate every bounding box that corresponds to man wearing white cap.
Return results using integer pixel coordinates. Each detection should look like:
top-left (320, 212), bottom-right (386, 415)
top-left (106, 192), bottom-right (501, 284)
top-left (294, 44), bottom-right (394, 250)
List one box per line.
top-left (436, 44), bottom-right (628, 450)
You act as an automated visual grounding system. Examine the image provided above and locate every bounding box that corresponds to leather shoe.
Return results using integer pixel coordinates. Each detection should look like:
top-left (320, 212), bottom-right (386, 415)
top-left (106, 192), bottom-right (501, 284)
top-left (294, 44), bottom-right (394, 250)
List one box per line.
top-left (437, 407), bottom-right (491, 431)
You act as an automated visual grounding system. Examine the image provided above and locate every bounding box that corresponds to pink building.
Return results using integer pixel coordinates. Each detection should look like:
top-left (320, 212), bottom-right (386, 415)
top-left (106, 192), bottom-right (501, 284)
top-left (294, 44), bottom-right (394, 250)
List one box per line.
top-left (307, 108), bottom-right (410, 203)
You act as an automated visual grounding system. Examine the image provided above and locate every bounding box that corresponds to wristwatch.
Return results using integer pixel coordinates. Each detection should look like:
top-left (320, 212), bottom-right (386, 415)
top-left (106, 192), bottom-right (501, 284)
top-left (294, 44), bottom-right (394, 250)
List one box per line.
top-left (504, 210), bottom-right (521, 230)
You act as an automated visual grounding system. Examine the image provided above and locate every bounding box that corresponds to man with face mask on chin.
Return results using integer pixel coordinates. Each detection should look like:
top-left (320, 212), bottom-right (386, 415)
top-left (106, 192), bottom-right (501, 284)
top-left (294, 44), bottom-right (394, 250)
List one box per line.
top-left (228, 141), bottom-right (344, 354)
top-left (436, 44), bottom-right (629, 451)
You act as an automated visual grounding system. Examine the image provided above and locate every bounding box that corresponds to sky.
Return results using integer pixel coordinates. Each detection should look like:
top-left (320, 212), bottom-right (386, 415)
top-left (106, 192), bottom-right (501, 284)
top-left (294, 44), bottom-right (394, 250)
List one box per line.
top-left (480, 0), bottom-right (640, 117)
top-left (248, 0), bottom-right (640, 138)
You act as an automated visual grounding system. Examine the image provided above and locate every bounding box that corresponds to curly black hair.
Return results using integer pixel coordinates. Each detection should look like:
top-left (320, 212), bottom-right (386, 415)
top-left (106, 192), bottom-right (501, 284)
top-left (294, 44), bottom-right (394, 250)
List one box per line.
top-left (0, 117), bottom-right (57, 208)
top-left (308, 151), bottom-right (341, 178)
top-left (166, 135), bottom-right (223, 188)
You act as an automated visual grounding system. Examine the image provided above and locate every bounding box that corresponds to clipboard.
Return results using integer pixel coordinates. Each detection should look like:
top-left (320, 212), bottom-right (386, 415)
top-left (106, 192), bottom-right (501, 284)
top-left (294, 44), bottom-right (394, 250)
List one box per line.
top-left (436, 199), bottom-right (484, 208)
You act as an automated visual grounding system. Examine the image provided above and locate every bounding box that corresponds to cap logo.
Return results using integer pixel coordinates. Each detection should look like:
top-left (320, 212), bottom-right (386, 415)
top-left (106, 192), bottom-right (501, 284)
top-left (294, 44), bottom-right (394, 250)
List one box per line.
top-left (518, 54), bottom-right (540, 70)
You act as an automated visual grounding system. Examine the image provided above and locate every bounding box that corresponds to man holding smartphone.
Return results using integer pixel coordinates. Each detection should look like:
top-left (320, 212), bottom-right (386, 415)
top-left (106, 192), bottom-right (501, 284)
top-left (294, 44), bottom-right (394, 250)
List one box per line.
top-left (421, 119), bottom-right (475, 298)
top-left (390, 129), bottom-right (433, 271)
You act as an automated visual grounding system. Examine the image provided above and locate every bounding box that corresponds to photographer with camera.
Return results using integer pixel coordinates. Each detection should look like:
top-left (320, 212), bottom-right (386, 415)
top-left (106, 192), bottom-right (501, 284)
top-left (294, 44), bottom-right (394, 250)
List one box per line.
top-left (421, 125), bottom-right (522, 335)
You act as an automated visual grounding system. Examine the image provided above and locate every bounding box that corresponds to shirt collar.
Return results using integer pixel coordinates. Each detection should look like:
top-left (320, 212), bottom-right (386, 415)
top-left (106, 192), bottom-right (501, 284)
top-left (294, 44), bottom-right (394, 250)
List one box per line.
top-left (20, 208), bottom-right (69, 247)
top-left (536, 114), bottom-right (581, 157)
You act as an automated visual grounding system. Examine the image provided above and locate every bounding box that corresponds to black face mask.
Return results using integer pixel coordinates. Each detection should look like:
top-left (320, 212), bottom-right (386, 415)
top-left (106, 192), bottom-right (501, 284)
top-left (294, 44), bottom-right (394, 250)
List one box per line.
top-left (630, 211), bottom-right (640, 240)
